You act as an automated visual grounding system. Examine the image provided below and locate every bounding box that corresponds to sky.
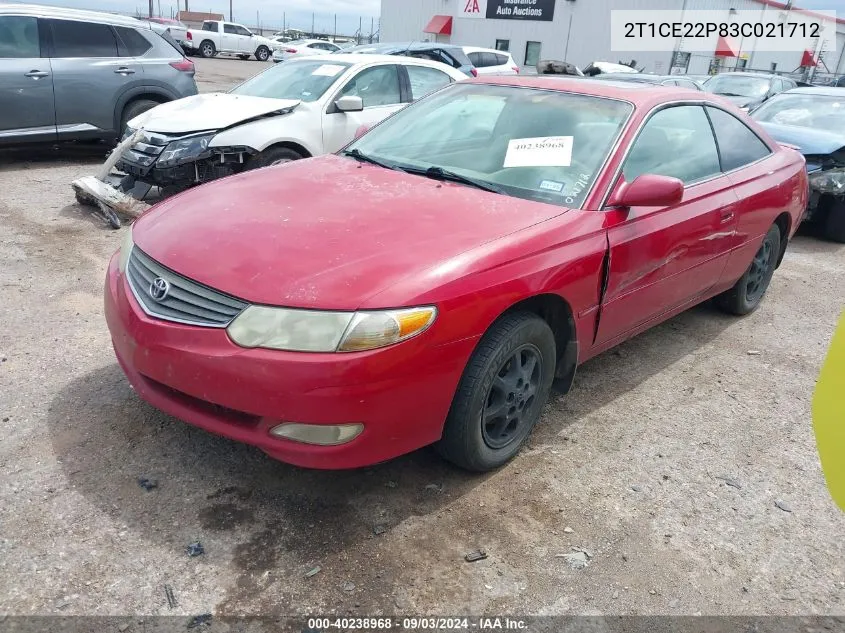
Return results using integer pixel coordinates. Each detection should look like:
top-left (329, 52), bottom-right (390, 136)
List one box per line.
top-left (19, 0), bottom-right (381, 35)
top-left (13, 0), bottom-right (845, 36)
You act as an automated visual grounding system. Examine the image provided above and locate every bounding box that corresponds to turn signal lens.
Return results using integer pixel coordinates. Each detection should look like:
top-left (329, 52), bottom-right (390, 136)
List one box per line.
top-left (338, 307), bottom-right (436, 352)
top-left (118, 226), bottom-right (133, 273)
top-left (270, 422), bottom-right (364, 445)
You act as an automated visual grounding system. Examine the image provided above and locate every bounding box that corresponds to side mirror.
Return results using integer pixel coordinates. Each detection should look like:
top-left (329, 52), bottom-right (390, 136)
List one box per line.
top-left (354, 124), bottom-right (370, 139)
top-left (335, 95), bottom-right (364, 112)
top-left (608, 174), bottom-right (684, 208)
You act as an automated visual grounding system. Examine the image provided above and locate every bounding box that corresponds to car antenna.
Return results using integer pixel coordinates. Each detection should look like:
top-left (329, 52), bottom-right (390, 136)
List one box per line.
top-left (404, 40), bottom-right (416, 54)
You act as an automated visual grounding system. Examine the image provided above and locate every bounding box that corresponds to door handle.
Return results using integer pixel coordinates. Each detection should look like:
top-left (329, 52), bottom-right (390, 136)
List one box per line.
top-left (114, 67), bottom-right (136, 75)
top-left (24, 70), bottom-right (49, 78)
top-left (720, 210), bottom-right (736, 224)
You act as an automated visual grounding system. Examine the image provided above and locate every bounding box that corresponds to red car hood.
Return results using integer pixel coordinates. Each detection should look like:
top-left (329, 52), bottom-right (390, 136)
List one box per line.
top-left (132, 156), bottom-right (567, 309)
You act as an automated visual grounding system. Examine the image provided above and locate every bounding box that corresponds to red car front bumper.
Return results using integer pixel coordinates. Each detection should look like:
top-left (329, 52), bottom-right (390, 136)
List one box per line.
top-left (104, 254), bottom-right (477, 469)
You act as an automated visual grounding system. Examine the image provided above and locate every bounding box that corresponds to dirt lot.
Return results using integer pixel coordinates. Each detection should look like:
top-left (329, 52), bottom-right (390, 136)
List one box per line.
top-left (0, 57), bottom-right (843, 619)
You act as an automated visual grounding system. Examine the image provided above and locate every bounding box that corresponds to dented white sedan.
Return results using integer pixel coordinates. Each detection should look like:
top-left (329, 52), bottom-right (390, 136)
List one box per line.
top-left (115, 54), bottom-right (466, 190)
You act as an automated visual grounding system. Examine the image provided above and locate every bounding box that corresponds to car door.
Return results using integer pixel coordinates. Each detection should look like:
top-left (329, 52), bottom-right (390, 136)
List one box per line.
top-left (321, 63), bottom-right (403, 153)
top-left (47, 18), bottom-right (142, 139)
top-left (221, 23), bottom-right (240, 53)
top-left (0, 14), bottom-right (56, 144)
top-left (235, 25), bottom-right (254, 53)
top-left (596, 104), bottom-right (740, 347)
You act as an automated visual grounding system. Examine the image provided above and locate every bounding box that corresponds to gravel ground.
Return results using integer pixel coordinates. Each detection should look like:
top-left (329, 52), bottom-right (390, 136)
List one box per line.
top-left (0, 57), bottom-right (843, 619)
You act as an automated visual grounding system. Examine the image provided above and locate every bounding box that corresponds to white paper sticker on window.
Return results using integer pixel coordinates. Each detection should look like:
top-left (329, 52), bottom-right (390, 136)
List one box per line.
top-left (503, 136), bottom-right (573, 168)
top-left (312, 64), bottom-right (346, 77)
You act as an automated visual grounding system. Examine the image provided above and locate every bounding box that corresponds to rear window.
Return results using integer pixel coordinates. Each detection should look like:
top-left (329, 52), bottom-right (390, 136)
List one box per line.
top-left (495, 53), bottom-right (509, 66)
top-left (202, 22), bottom-right (215, 31)
top-left (115, 26), bottom-right (153, 57)
top-left (49, 19), bottom-right (118, 58)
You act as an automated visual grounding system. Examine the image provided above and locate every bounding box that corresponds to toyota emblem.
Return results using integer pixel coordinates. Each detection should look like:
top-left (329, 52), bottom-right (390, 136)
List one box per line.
top-left (149, 277), bottom-right (171, 302)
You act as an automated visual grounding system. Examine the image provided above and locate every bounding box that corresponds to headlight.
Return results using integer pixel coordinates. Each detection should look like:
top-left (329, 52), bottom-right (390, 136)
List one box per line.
top-left (118, 225), bottom-right (133, 273)
top-left (809, 168), bottom-right (845, 195)
top-left (227, 305), bottom-right (437, 352)
top-left (157, 133), bottom-right (215, 166)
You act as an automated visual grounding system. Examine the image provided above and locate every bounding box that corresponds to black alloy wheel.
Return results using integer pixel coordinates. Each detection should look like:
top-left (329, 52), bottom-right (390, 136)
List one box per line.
top-left (482, 345), bottom-right (542, 449)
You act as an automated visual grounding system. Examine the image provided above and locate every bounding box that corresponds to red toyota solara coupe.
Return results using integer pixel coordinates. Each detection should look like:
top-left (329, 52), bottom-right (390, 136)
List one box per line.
top-left (105, 77), bottom-right (807, 472)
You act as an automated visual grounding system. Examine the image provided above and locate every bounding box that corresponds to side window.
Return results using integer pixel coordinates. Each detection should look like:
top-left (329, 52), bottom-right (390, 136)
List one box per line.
top-left (50, 19), bottom-right (118, 58)
top-left (236, 26), bottom-right (252, 36)
top-left (115, 26), bottom-right (153, 57)
top-left (623, 105), bottom-right (721, 185)
top-left (482, 52), bottom-right (499, 67)
top-left (406, 65), bottom-right (452, 100)
top-left (706, 107), bottom-right (771, 171)
top-left (467, 51), bottom-right (482, 66)
top-left (223, 24), bottom-right (238, 34)
top-left (772, 78), bottom-right (785, 93)
top-left (0, 16), bottom-right (40, 58)
top-left (338, 65), bottom-right (401, 107)
top-left (495, 53), bottom-right (509, 65)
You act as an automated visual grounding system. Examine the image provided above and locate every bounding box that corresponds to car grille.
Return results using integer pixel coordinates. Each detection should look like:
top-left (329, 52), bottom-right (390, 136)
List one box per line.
top-left (126, 247), bottom-right (248, 328)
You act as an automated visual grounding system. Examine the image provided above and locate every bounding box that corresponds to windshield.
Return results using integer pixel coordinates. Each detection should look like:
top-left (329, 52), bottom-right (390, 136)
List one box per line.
top-left (751, 93), bottom-right (845, 129)
top-left (705, 75), bottom-right (770, 98)
top-left (346, 83), bottom-right (633, 208)
top-left (230, 59), bottom-right (351, 102)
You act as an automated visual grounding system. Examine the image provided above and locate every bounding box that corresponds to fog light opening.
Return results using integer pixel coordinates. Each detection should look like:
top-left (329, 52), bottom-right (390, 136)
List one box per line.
top-left (269, 422), bottom-right (364, 446)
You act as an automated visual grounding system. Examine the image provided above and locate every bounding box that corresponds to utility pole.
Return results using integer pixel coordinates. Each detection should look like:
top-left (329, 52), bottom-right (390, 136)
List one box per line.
top-left (369, 17), bottom-right (373, 42)
top-left (334, 14), bottom-right (337, 40)
top-left (148, 0), bottom-right (154, 18)
top-left (157, 0), bottom-right (161, 17)
top-left (358, 16), bottom-right (362, 44)
top-left (311, 12), bottom-right (315, 37)
top-left (184, 0), bottom-right (188, 11)
top-left (229, 0), bottom-right (232, 22)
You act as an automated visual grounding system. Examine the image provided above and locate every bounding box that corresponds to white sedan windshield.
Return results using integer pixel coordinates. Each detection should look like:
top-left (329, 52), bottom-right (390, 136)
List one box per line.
top-left (346, 83), bottom-right (633, 208)
top-left (752, 93), bottom-right (845, 129)
top-left (231, 60), bottom-right (351, 102)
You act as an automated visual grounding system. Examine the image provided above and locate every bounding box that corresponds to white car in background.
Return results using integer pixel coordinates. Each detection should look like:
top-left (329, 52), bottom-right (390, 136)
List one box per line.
top-left (461, 46), bottom-right (519, 75)
top-left (273, 39), bottom-right (342, 62)
top-left (113, 55), bottom-right (467, 192)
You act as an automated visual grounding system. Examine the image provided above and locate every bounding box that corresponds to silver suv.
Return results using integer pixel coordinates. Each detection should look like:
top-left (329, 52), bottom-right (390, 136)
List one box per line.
top-left (0, 4), bottom-right (198, 145)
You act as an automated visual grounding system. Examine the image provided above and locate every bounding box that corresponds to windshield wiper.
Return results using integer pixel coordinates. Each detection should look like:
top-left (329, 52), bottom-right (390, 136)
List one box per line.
top-left (717, 91), bottom-right (746, 97)
top-left (406, 165), bottom-right (504, 195)
top-left (343, 148), bottom-right (398, 171)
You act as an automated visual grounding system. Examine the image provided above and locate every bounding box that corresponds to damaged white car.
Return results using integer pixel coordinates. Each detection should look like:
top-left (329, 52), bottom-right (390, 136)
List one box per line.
top-left (75, 54), bottom-right (465, 217)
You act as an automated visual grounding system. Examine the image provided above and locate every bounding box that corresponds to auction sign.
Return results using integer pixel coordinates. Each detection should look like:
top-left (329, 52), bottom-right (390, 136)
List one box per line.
top-left (457, 0), bottom-right (556, 21)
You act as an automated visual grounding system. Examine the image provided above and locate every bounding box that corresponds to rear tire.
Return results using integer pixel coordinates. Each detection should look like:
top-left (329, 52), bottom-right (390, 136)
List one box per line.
top-left (255, 46), bottom-right (271, 62)
top-left (247, 146), bottom-right (304, 169)
top-left (716, 224), bottom-right (781, 316)
top-left (199, 40), bottom-right (216, 58)
top-left (823, 199), bottom-right (845, 243)
top-left (436, 311), bottom-right (556, 472)
top-left (120, 99), bottom-right (158, 136)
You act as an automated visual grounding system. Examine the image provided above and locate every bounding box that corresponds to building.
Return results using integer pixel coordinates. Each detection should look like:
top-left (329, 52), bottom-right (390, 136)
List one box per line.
top-left (176, 10), bottom-right (224, 29)
top-left (380, 0), bottom-right (845, 77)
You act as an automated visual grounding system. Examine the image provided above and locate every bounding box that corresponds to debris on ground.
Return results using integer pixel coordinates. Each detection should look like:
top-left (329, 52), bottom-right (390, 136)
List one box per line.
top-left (165, 584), bottom-right (177, 609)
top-left (342, 582), bottom-right (356, 592)
top-left (631, 484), bottom-right (643, 492)
top-left (424, 483), bottom-right (443, 493)
top-left (775, 499), bottom-right (794, 513)
top-left (186, 542), bottom-right (204, 557)
top-left (558, 550), bottom-right (590, 570)
top-left (747, 350), bottom-right (762, 356)
top-left (373, 524), bottom-right (387, 536)
top-left (118, 623), bottom-right (130, 632)
top-left (716, 475), bottom-right (742, 489)
top-left (464, 550), bottom-right (488, 563)
top-left (563, 527), bottom-right (574, 534)
top-left (137, 477), bottom-right (158, 491)
top-left (384, 481), bottom-right (397, 488)
top-left (305, 566), bottom-right (321, 578)
top-left (186, 614), bottom-right (212, 629)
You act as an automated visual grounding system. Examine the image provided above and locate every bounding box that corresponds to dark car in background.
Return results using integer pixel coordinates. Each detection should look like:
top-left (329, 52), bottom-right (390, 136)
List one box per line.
top-left (751, 87), bottom-right (845, 242)
top-left (343, 42), bottom-right (477, 77)
top-left (0, 4), bottom-right (197, 146)
top-left (593, 73), bottom-right (702, 90)
top-left (703, 72), bottom-right (797, 111)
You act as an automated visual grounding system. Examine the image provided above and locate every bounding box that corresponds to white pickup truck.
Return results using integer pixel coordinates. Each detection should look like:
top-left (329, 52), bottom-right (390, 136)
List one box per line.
top-left (183, 20), bottom-right (280, 61)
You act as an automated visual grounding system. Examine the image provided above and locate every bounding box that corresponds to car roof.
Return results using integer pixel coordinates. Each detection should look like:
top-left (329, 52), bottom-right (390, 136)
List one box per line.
top-left (777, 86), bottom-right (845, 96)
top-left (462, 45), bottom-right (510, 55)
top-left (0, 3), bottom-right (152, 28)
top-left (472, 75), bottom-right (713, 106)
top-left (348, 41), bottom-right (464, 53)
top-left (709, 72), bottom-right (778, 79)
top-left (292, 52), bottom-right (463, 73)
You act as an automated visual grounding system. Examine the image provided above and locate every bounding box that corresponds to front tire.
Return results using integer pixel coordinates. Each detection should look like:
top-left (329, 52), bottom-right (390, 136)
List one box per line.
top-left (716, 224), bottom-right (781, 315)
top-left (246, 146), bottom-right (304, 169)
top-left (823, 199), bottom-right (845, 243)
top-left (199, 40), bottom-right (216, 58)
top-left (255, 46), bottom-right (271, 61)
top-left (437, 311), bottom-right (556, 472)
top-left (120, 99), bottom-right (158, 137)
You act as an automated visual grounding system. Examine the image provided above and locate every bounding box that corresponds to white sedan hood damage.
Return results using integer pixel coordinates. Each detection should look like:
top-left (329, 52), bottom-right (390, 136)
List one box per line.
top-left (128, 93), bottom-right (300, 134)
